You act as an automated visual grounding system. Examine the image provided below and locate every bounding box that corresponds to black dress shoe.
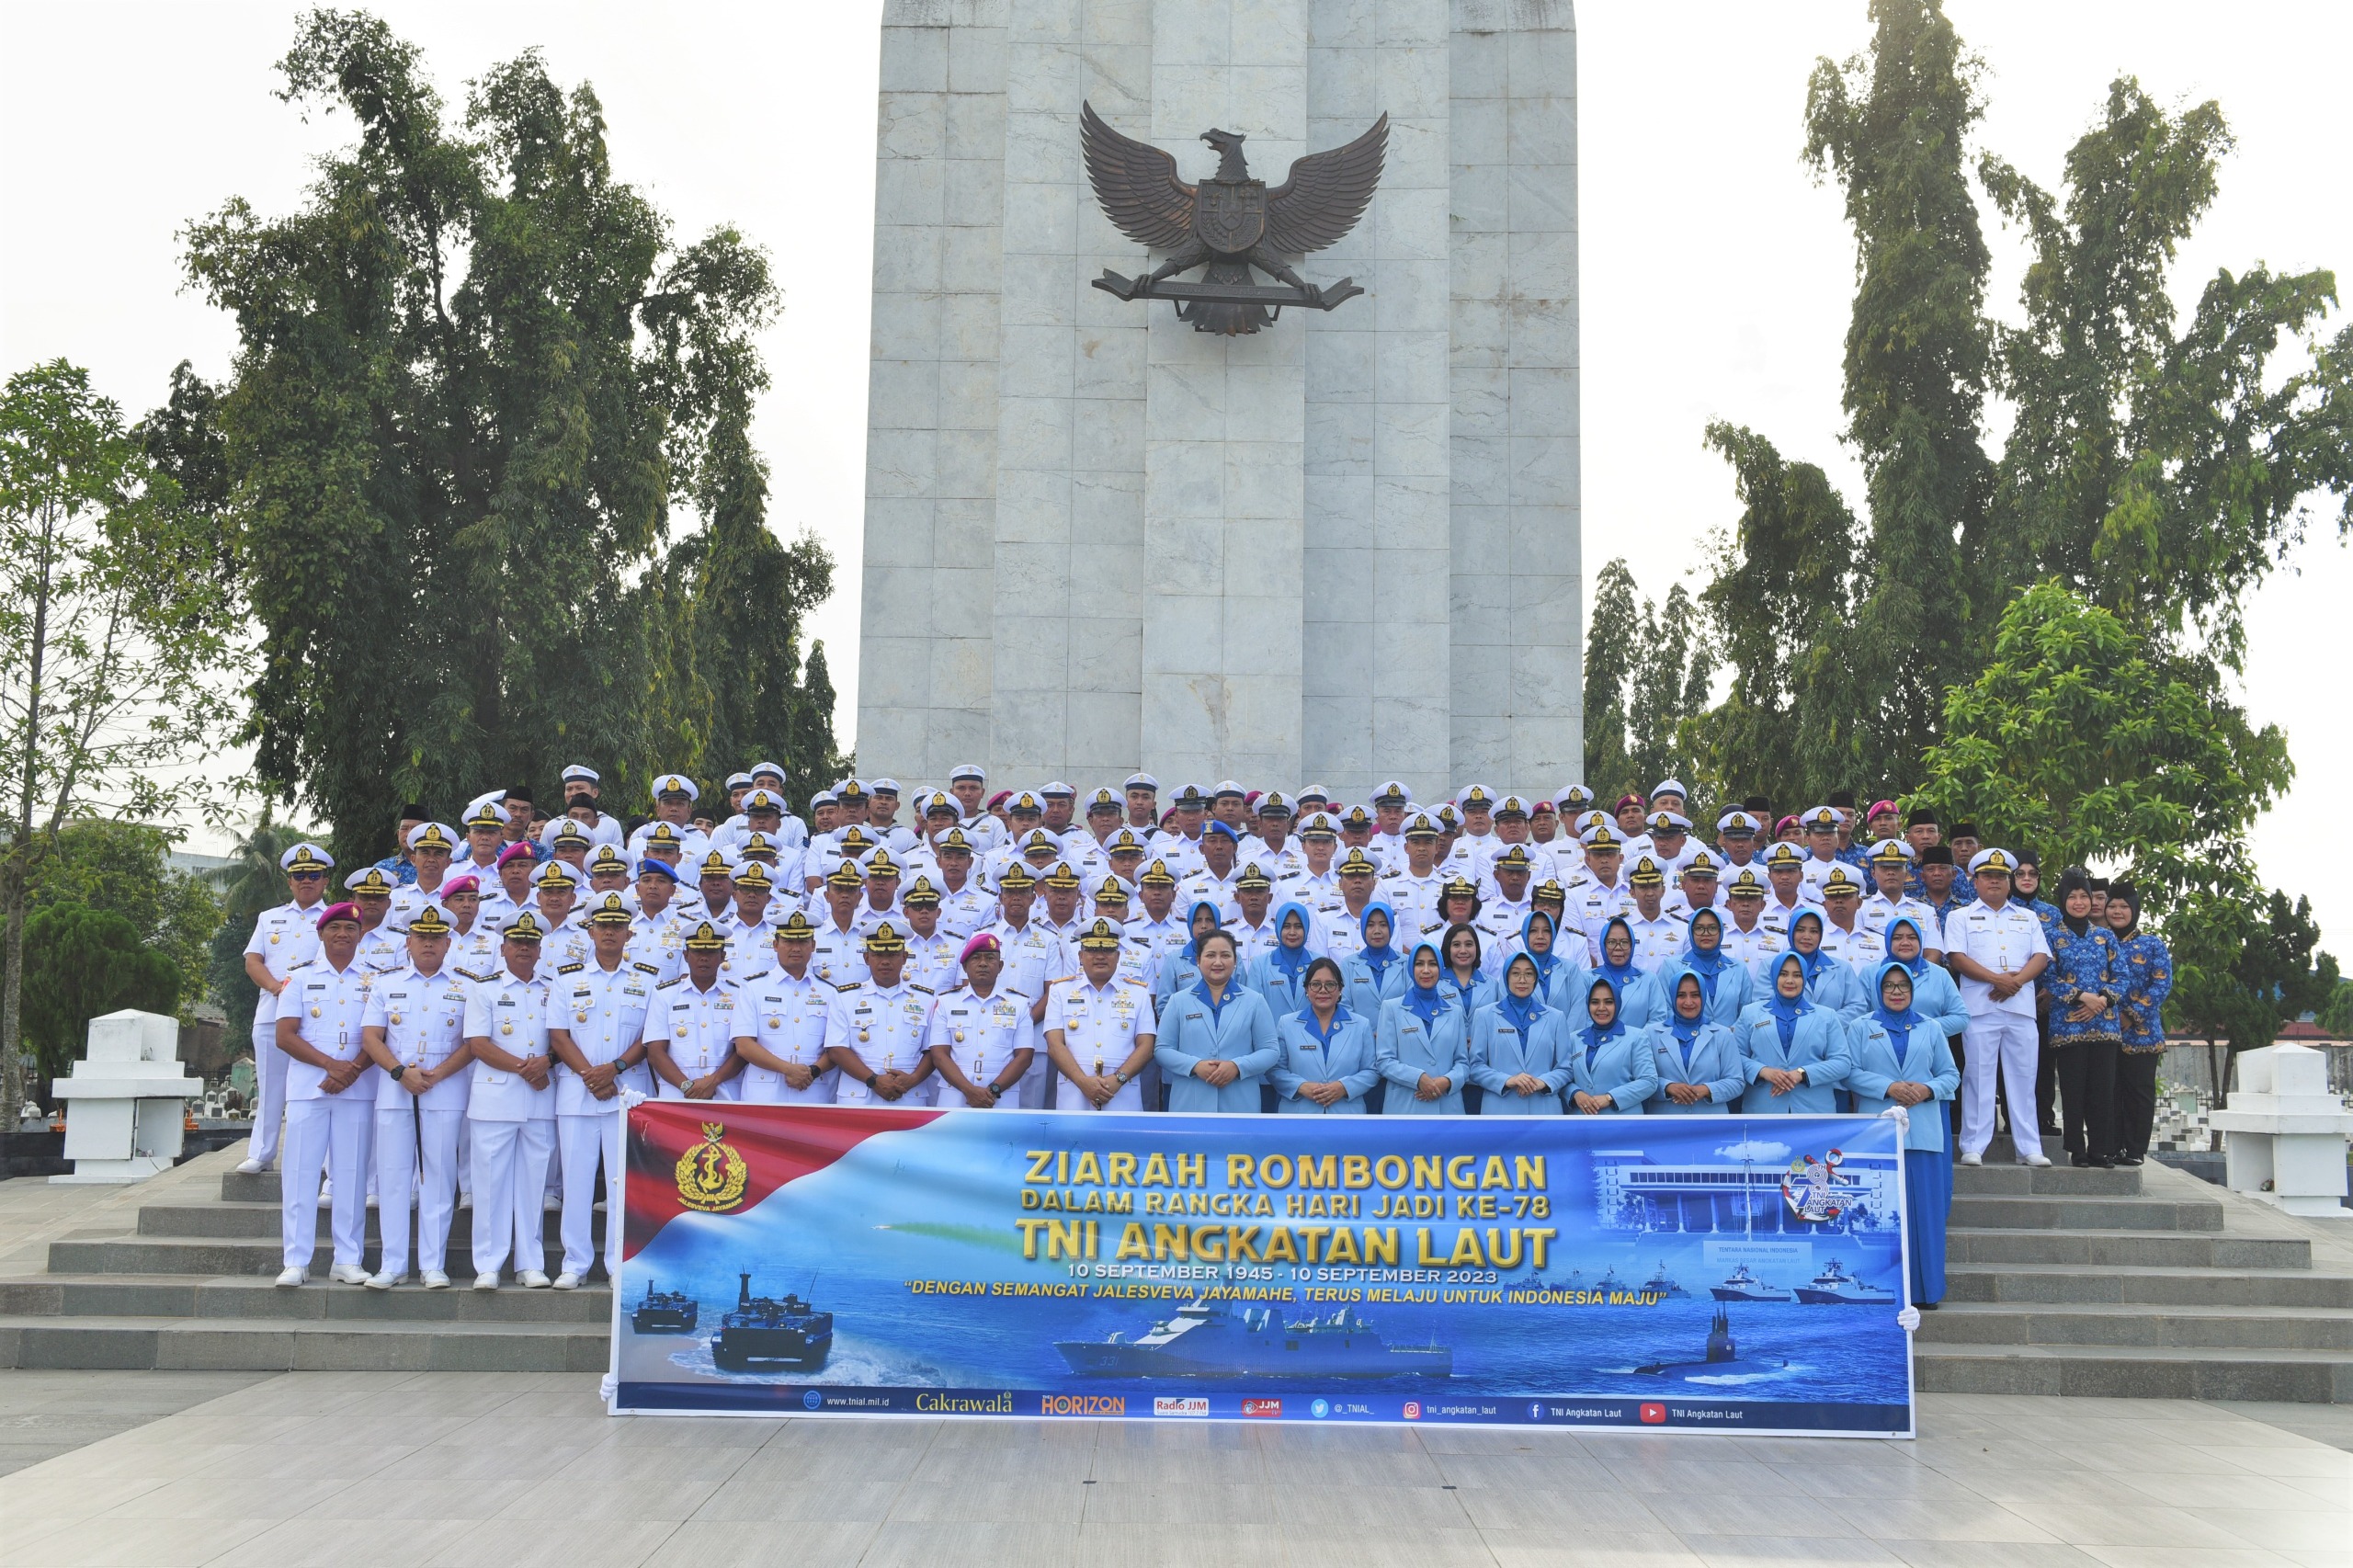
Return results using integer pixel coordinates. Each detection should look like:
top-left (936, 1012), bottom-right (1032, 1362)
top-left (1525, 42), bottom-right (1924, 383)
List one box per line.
top-left (2070, 1153), bottom-right (2094, 1167)
top-left (2096, 1155), bottom-right (2118, 1169)
top-left (2116, 1155), bottom-right (2143, 1167)
top-left (1916, 1301), bottom-right (1938, 1311)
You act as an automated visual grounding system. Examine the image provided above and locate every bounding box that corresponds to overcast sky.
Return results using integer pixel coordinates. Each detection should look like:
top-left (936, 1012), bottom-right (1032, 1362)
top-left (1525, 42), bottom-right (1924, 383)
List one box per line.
top-left (4, 2), bottom-right (2347, 944)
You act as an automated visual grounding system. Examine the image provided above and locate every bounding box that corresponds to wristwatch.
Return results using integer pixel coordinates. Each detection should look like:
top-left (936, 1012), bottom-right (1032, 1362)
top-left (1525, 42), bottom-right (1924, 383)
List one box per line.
top-left (985, 1082), bottom-right (1005, 1101)
top-left (864, 1073), bottom-right (880, 1089)
top-left (388, 1063), bottom-right (407, 1084)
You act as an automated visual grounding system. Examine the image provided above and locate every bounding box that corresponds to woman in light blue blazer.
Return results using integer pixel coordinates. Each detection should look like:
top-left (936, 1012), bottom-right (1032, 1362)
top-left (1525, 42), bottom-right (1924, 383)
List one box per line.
top-left (1376, 939), bottom-right (1470, 1115)
top-left (1246, 902), bottom-right (1320, 1014)
top-left (1758, 909), bottom-right (1866, 1019)
top-left (1271, 957), bottom-right (1380, 1114)
top-left (1648, 908), bottom-right (1753, 1027)
top-left (1470, 953), bottom-right (1573, 1115)
top-left (1734, 950), bottom-right (1854, 1113)
top-left (1643, 971), bottom-right (1745, 1114)
top-left (1154, 901), bottom-right (1228, 1013)
top-left (1439, 923), bottom-right (1497, 1015)
top-left (1591, 916), bottom-right (1659, 1029)
top-left (1155, 929), bottom-right (1280, 1114)
top-left (1883, 916), bottom-right (1966, 1043)
top-left (1565, 971), bottom-right (1659, 1115)
top-left (1338, 900), bottom-right (1409, 1021)
top-left (1512, 911), bottom-right (1591, 1013)
top-left (1847, 960), bottom-right (1962, 1307)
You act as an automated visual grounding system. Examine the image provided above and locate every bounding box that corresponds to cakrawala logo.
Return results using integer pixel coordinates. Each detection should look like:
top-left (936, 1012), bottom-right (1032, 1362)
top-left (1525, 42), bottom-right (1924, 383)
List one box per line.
top-left (1402, 1401), bottom-right (1421, 1420)
top-left (1040, 1394), bottom-right (1126, 1415)
top-left (1153, 1396), bottom-right (1209, 1417)
top-left (915, 1392), bottom-right (1015, 1414)
top-left (1639, 1403), bottom-right (1666, 1425)
top-left (1240, 1398), bottom-right (1282, 1418)
top-left (675, 1120), bottom-right (748, 1212)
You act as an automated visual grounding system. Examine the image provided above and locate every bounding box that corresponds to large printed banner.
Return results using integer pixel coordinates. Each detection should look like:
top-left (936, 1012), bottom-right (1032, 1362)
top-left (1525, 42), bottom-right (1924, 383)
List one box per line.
top-left (611, 1103), bottom-right (1915, 1437)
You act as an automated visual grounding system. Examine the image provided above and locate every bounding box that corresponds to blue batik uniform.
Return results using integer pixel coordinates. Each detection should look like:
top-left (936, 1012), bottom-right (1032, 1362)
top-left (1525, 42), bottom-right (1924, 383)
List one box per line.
top-left (1642, 1016), bottom-right (1744, 1113)
top-left (1375, 975), bottom-right (1471, 1117)
top-left (371, 854), bottom-right (419, 888)
top-left (2115, 931), bottom-right (2173, 1053)
top-left (2046, 922), bottom-right (2122, 1046)
top-left (1733, 978), bottom-right (1853, 1113)
top-left (1154, 980), bottom-right (1280, 1114)
top-left (1270, 1006), bottom-right (1380, 1114)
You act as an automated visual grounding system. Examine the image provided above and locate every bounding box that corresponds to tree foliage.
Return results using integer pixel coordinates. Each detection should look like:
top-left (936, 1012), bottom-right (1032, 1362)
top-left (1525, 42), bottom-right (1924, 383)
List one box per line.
top-left (26, 819), bottom-right (220, 1019)
top-left (182, 10), bottom-right (837, 864)
top-left (21, 903), bottom-right (183, 1091)
top-left (2169, 890), bottom-right (2339, 1081)
top-left (1582, 559), bottom-right (1712, 805)
top-left (1913, 582), bottom-right (2290, 909)
top-left (0, 359), bottom-right (239, 1118)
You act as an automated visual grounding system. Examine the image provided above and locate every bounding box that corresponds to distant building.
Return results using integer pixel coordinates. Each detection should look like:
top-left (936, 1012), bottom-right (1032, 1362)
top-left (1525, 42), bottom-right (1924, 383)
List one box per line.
top-left (1591, 1148), bottom-right (1901, 1238)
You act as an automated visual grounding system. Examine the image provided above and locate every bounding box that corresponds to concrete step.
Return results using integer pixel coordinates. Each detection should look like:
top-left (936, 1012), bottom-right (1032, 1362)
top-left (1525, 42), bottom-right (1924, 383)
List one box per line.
top-left (1950, 1163), bottom-right (2142, 1198)
top-left (136, 1201), bottom-right (600, 1243)
top-left (0, 1313), bottom-right (609, 1372)
top-left (1917, 1300), bottom-right (2353, 1352)
top-left (50, 1233), bottom-right (572, 1279)
top-left (0, 1274), bottom-right (613, 1324)
top-left (1946, 1225), bottom-right (2311, 1269)
top-left (1948, 1193), bottom-right (2223, 1233)
top-left (1945, 1261), bottom-right (2353, 1309)
top-left (1914, 1340), bottom-right (2353, 1403)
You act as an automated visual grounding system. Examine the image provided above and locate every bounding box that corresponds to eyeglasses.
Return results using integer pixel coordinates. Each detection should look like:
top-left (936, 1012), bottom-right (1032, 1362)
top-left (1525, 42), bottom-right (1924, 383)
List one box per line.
top-left (1304, 978), bottom-right (1342, 992)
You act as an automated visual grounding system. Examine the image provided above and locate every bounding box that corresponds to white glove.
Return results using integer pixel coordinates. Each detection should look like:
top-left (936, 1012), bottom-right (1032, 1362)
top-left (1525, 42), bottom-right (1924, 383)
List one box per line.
top-left (1880, 1103), bottom-right (1911, 1132)
top-left (619, 1086), bottom-right (649, 1112)
top-left (1896, 1305), bottom-right (1921, 1333)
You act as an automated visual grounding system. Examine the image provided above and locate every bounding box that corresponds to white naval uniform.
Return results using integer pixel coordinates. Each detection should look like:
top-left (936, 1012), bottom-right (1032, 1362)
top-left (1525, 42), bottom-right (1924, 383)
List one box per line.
top-left (465, 969), bottom-right (557, 1278)
top-left (1859, 892), bottom-right (1941, 946)
top-left (278, 957), bottom-right (378, 1273)
top-left (1757, 894), bottom-right (1822, 945)
top-left (732, 967), bottom-right (835, 1104)
top-left (386, 879), bottom-right (458, 933)
top-left (540, 812), bottom-right (626, 851)
top-left (823, 980), bottom-right (934, 1106)
top-left (365, 963), bottom-right (470, 1278)
top-left (354, 923), bottom-right (405, 975)
top-left (923, 984), bottom-right (1039, 1107)
top-left (548, 957), bottom-right (658, 1279)
top-left (980, 918), bottom-right (1065, 1108)
top-left (538, 916), bottom-right (593, 973)
top-left (626, 910), bottom-right (686, 983)
top-left (1719, 920), bottom-right (1784, 970)
top-left (651, 977), bottom-right (742, 1099)
top-left (626, 822), bottom-right (710, 861)
top-left (1318, 903), bottom-right (1376, 963)
top-left (955, 812), bottom-right (1007, 855)
top-left (1816, 921), bottom-right (1886, 972)
top-left (902, 928), bottom-right (963, 996)
top-left (806, 916), bottom-right (873, 990)
top-left (1380, 869), bottom-right (1447, 934)
top-left (1046, 976), bottom-right (1157, 1112)
top-left (722, 916), bottom-right (782, 983)
top-left (243, 899), bottom-right (324, 1167)
top-left (1617, 911), bottom-right (1688, 971)
top-left (1797, 855), bottom-right (1847, 897)
top-left (930, 881), bottom-right (996, 940)
top-left (1944, 900), bottom-right (2052, 1159)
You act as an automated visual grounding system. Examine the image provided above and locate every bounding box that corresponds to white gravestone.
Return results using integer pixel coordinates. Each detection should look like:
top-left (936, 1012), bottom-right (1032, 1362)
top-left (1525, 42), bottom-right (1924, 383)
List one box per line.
top-left (50, 1009), bottom-right (201, 1185)
top-left (2209, 1043), bottom-right (2353, 1218)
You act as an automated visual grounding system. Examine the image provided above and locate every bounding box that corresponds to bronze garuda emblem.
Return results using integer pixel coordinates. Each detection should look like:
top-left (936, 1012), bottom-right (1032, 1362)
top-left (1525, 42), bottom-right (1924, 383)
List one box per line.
top-left (1081, 102), bottom-right (1388, 335)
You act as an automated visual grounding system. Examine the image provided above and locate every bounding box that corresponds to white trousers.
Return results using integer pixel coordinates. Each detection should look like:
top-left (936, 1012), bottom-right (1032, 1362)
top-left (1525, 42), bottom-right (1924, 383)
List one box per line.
top-left (468, 1118), bottom-right (555, 1277)
top-left (249, 1020), bottom-right (290, 1165)
top-left (556, 1112), bottom-right (624, 1279)
top-left (373, 1106), bottom-right (463, 1277)
top-left (282, 1096), bottom-right (373, 1269)
top-left (1961, 1009), bottom-right (2041, 1159)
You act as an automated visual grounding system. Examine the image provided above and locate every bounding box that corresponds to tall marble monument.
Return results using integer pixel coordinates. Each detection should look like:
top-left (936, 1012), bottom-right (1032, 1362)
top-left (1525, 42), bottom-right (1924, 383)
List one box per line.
top-left (855, 0), bottom-right (1581, 801)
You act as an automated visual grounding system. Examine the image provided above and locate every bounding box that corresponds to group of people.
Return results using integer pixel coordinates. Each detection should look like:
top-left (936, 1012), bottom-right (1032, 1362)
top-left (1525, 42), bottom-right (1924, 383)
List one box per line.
top-left (244, 763), bottom-right (2173, 1313)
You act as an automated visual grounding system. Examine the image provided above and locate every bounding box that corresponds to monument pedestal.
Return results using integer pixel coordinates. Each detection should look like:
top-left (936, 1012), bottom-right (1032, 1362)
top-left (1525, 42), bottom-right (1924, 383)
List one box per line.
top-left (51, 1009), bottom-right (200, 1185)
top-left (2210, 1043), bottom-right (2353, 1218)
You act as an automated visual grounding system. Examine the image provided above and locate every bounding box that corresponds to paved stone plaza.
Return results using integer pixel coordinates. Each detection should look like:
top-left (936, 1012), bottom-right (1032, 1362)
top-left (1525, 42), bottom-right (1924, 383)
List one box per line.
top-left (0, 1369), bottom-right (2347, 1567)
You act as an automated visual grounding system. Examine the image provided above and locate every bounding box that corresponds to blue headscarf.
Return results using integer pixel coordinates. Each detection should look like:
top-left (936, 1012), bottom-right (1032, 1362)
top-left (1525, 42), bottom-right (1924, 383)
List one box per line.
top-left (1268, 902), bottom-right (1314, 979)
top-left (1177, 900), bottom-right (1224, 965)
top-left (1518, 910), bottom-right (1564, 990)
top-left (1884, 915), bottom-right (1929, 977)
top-left (1594, 915), bottom-right (1643, 992)
top-left (1679, 907), bottom-right (1733, 1000)
top-left (1766, 952), bottom-right (1811, 1049)
top-left (1575, 973), bottom-right (1626, 1055)
top-left (1784, 910), bottom-right (1833, 984)
top-left (1358, 900), bottom-right (1403, 984)
top-left (1403, 938), bottom-right (1450, 1028)
top-left (1665, 971), bottom-right (1708, 1046)
top-left (1497, 953), bottom-right (1548, 1042)
top-left (1872, 959), bottom-right (1924, 1035)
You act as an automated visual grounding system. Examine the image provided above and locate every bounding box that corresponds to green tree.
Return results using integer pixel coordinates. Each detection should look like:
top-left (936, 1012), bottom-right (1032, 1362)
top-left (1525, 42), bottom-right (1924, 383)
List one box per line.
top-left (2170, 890), bottom-right (2339, 1095)
top-left (1802, 0), bottom-right (1993, 784)
top-left (2318, 980), bottom-right (2353, 1038)
top-left (1912, 582), bottom-right (2290, 908)
top-left (182, 11), bottom-right (836, 861)
top-left (20, 903), bottom-right (183, 1092)
top-left (1693, 422), bottom-right (1861, 806)
top-left (1582, 560), bottom-right (1642, 799)
top-left (1979, 80), bottom-right (2353, 663)
top-left (25, 819), bottom-right (220, 1017)
top-left (0, 360), bottom-right (239, 1119)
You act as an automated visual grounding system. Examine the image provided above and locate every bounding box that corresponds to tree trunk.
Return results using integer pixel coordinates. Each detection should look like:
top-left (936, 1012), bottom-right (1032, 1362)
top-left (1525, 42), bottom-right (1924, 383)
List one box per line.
top-left (3, 500), bottom-right (55, 1120)
top-left (0, 858), bottom-right (23, 1117)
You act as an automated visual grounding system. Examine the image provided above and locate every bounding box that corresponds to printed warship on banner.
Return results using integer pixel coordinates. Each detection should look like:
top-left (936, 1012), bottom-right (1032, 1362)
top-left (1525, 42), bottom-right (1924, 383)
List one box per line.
top-left (1056, 1292), bottom-right (1452, 1380)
